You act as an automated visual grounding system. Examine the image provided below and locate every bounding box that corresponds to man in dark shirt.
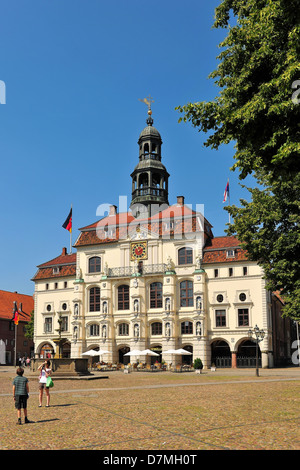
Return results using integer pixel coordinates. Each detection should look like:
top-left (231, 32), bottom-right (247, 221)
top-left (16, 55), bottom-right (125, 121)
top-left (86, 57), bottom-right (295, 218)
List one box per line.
top-left (12, 367), bottom-right (30, 425)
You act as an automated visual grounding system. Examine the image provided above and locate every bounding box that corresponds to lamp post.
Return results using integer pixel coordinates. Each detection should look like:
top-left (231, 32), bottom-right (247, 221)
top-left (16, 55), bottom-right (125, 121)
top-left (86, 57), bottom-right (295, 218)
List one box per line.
top-left (248, 325), bottom-right (265, 377)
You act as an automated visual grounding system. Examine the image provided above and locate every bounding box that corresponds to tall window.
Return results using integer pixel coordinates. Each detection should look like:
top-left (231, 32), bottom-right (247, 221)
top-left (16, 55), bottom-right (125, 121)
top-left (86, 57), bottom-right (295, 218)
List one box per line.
top-left (118, 285), bottom-right (129, 310)
top-left (180, 280), bottom-right (193, 307)
top-left (151, 322), bottom-right (162, 335)
top-left (238, 308), bottom-right (249, 326)
top-left (216, 310), bottom-right (226, 327)
top-left (89, 256), bottom-right (101, 273)
top-left (150, 282), bottom-right (163, 308)
top-left (61, 316), bottom-right (68, 332)
top-left (90, 324), bottom-right (99, 336)
top-left (119, 323), bottom-right (129, 336)
top-left (89, 287), bottom-right (100, 312)
top-left (178, 247), bottom-right (193, 265)
top-left (181, 321), bottom-right (193, 334)
top-left (44, 318), bottom-right (52, 333)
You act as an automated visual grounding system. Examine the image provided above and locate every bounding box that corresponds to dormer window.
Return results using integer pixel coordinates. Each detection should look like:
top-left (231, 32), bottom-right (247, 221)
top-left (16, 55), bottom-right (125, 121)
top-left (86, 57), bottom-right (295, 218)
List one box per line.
top-left (53, 266), bottom-right (60, 275)
top-left (226, 249), bottom-right (235, 258)
top-left (165, 220), bottom-right (174, 230)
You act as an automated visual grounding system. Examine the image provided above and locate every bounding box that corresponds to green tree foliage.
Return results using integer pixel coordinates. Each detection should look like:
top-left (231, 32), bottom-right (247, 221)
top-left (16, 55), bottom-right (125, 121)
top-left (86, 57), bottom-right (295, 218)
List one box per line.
top-left (176, 0), bottom-right (300, 319)
top-left (25, 310), bottom-right (34, 340)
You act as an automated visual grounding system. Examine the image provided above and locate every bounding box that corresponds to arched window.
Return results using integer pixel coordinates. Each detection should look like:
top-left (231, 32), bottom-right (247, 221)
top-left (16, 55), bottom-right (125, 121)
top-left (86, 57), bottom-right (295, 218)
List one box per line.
top-left (118, 323), bottom-right (129, 336)
top-left (178, 247), bottom-right (193, 265)
top-left (89, 256), bottom-right (101, 273)
top-left (89, 287), bottom-right (100, 312)
top-left (150, 282), bottom-right (162, 308)
top-left (180, 280), bottom-right (193, 307)
top-left (151, 322), bottom-right (162, 335)
top-left (118, 285), bottom-right (129, 310)
top-left (181, 321), bottom-right (193, 334)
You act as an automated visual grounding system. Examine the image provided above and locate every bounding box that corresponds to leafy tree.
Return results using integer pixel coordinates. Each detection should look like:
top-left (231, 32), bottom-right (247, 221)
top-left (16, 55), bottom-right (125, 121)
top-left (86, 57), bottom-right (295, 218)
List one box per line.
top-left (176, 0), bottom-right (300, 319)
top-left (25, 310), bottom-right (34, 340)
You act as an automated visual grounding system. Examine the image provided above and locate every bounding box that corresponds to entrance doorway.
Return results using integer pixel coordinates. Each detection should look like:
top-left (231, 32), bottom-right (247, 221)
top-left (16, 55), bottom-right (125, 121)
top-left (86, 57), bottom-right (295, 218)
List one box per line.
top-left (182, 345), bottom-right (193, 365)
top-left (119, 346), bottom-right (130, 364)
top-left (40, 343), bottom-right (54, 359)
top-left (237, 339), bottom-right (261, 368)
top-left (211, 340), bottom-right (231, 368)
top-left (150, 346), bottom-right (162, 365)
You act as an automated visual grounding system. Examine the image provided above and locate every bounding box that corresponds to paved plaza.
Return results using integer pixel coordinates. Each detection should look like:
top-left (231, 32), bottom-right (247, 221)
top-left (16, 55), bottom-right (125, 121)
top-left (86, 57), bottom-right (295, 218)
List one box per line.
top-left (0, 366), bottom-right (299, 451)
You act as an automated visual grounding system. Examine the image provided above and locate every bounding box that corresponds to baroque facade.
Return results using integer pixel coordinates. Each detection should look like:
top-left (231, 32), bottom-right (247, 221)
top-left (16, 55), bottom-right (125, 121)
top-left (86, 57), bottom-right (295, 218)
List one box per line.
top-left (32, 109), bottom-right (292, 368)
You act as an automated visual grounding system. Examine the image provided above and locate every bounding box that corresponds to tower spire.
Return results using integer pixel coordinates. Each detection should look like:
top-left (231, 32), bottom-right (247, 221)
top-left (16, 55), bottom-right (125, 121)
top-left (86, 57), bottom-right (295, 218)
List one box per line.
top-left (130, 98), bottom-right (170, 218)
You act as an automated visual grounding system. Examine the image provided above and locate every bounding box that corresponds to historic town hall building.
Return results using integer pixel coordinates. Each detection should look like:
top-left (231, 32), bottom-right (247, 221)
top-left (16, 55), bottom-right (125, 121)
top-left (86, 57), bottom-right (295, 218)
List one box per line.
top-left (32, 107), bottom-right (293, 369)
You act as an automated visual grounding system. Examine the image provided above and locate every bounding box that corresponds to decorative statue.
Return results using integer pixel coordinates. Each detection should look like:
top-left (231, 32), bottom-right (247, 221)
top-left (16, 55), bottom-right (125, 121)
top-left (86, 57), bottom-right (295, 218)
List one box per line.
top-left (73, 326), bottom-right (78, 340)
top-left (165, 322), bottom-right (171, 337)
top-left (102, 325), bottom-right (107, 338)
top-left (104, 262), bottom-right (109, 276)
top-left (134, 323), bottom-right (139, 338)
top-left (195, 254), bottom-right (202, 270)
top-left (74, 303), bottom-right (79, 317)
top-left (76, 266), bottom-right (82, 279)
top-left (196, 321), bottom-right (202, 336)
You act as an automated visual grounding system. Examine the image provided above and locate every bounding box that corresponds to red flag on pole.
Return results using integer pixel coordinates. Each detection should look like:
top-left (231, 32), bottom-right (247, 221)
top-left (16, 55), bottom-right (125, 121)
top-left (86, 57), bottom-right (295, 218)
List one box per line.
top-left (62, 208), bottom-right (72, 232)
top-left (12, 301), bottom-right (19, 325)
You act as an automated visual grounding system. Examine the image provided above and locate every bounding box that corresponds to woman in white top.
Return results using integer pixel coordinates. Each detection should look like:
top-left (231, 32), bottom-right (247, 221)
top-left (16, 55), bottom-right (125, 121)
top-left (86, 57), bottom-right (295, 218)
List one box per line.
top-left (38, 360), bottom-right (52, 407)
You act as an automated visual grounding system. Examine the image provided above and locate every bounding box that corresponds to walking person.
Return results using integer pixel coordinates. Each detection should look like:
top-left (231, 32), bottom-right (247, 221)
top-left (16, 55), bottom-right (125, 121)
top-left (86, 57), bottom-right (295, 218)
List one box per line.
top-left (12, 367), bottom-right (30, 425)
top-left (38, 360), bottom-right (52, 407)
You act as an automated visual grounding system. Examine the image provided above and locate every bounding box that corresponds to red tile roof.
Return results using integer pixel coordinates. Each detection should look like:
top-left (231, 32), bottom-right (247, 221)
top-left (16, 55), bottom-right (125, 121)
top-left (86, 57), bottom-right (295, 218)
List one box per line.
top-left (37, 247), bottom-right (76, 268)
top-left (0, 290), bottom-right (34, 321)
top-left (75, 205), bottom-right (213, 248)
top-left (203, 236), bottom-right (248, 264)
top-left (32, 247), bottom-right (76, 281)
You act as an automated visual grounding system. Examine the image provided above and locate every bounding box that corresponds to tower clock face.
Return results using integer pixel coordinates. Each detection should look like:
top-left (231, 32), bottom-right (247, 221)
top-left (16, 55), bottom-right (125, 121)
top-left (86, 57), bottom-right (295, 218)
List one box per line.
top-left (131, 241), bottom-right (148, 260)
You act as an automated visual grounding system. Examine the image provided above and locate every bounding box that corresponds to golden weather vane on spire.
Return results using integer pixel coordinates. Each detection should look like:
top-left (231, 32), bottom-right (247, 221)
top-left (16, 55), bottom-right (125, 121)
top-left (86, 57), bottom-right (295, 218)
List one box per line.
top-left (139, 95), bottom-right (154, 116)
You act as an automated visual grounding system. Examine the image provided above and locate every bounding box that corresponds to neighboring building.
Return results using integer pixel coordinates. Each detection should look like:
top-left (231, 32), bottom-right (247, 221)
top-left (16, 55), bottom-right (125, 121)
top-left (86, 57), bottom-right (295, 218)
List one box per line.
top-left (32, 109), bottom-right (294, 368)
top-left (0, 290), bottom-right (34, 364)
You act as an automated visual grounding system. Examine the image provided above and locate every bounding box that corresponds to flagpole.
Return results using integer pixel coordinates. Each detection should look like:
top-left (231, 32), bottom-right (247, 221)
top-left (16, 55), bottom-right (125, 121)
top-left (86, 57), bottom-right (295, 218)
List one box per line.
top-left (70, 204), bottom-right (72, 254)
top-left (228, 180), bottom-right (231, 225)
top-left (14, 323), bottom-right (17, 366)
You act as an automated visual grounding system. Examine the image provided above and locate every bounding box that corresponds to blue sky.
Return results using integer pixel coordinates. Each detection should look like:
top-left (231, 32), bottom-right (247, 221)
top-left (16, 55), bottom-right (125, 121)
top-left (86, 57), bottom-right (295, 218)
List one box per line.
top-left (0, 0), bottom-right (254, 296)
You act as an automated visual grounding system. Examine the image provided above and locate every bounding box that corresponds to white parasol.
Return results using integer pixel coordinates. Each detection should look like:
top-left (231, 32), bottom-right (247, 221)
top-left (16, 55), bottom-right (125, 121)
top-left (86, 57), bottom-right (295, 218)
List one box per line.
top-left (124, 349), bottom-right (143, 356)
top-left (82, 349), bottom-right (101, 356)
top-left (140, 349), bottom-right (160, 356)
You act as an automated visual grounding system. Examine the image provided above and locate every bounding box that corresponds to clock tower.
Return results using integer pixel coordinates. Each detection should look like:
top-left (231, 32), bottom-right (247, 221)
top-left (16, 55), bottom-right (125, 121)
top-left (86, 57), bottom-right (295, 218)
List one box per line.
top-left (130, 101), bottom-right (169, 218)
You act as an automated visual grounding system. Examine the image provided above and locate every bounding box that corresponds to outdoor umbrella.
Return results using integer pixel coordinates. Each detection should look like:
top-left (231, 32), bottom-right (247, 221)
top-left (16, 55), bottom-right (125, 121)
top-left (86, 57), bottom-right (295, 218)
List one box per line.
top-left (162, 349), bottom-right (178, 354)
top-left (124, 349), bottom-right (143, 356)
top-left (98, 349), bottom-right (109, 355)
top-left (140, 349), bottom-right (159, 356)
top-left (162, 349), bottom-right (192, 355)
top-left (175, 348), bottom-right (192, 355)
top-left (81, 349), bottom-right (101, 356)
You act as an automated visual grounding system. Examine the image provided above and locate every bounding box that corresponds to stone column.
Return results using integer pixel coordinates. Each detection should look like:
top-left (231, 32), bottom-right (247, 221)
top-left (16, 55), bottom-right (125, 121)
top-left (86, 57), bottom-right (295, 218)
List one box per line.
top-left (231, 351), bottom-right (237, 368)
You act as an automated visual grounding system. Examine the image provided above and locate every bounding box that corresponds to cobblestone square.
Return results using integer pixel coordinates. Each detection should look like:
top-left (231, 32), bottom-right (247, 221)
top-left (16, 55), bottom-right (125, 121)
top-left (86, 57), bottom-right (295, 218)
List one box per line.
top-left (1, 367), bottom-right (299, 451)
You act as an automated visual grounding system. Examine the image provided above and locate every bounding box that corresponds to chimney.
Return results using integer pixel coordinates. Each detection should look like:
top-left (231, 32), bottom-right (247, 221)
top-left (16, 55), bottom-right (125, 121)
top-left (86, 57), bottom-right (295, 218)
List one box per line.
top-left (109, 205), bottom-right (117, 216)
top-left (177, 196), bottom-right (184, 206)
top-left (62, 247), bottom-right (67, 256)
